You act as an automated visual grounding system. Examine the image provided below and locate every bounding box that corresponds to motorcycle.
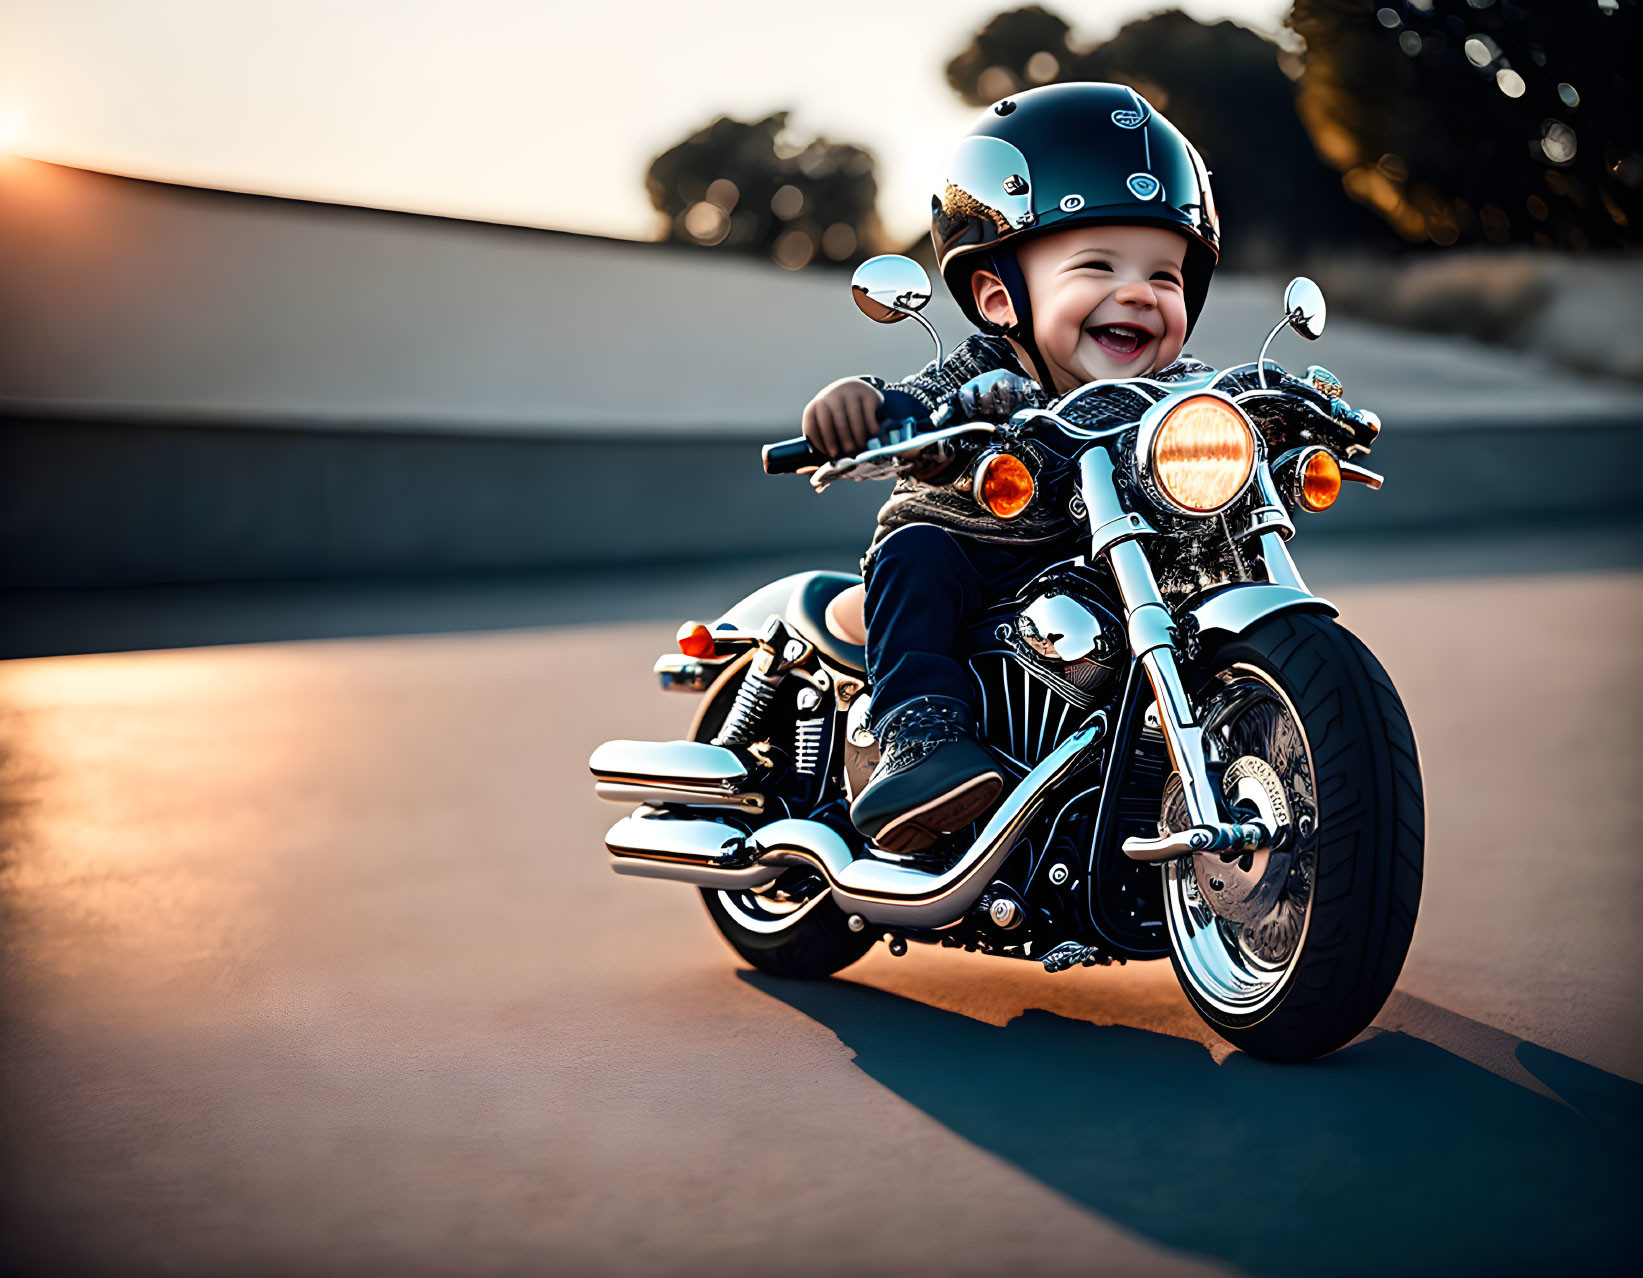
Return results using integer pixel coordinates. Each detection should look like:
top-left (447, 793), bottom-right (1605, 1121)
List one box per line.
top-left (589, 254), bottom-right (1424, 1062)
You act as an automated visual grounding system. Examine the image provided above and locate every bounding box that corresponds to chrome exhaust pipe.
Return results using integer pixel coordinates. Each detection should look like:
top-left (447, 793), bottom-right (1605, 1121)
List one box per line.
top-left (603, 718), bottom-right (1104, 929)
top-left (605, 813), bottom-right (782, 889)
top-left (595, 782), bottom-right (764, 813)
top-left (590, 740), bottom-right (763, 812)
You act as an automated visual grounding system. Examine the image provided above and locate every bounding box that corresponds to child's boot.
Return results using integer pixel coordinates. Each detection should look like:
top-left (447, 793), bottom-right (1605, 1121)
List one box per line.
top-left (850, 696), bottom-right (1003, 855)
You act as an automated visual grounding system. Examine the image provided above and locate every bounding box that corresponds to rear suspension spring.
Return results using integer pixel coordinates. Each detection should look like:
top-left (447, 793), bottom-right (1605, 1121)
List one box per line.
top-left (713, 670), bottom-right (779, 747)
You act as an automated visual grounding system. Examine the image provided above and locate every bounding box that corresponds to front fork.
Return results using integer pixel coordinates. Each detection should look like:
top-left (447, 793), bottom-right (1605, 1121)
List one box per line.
top-left (1079, 449), bottom-right (1294, 862)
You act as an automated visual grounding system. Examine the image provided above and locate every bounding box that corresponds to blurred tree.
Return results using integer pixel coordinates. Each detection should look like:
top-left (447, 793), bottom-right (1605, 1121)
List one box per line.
top-left (945, 4), bottom-right (1078, 105)
top-left (944, 6), bottom-right (1393, 268)
top-left (646, 112), bottom-right (882, 269)
top-left (1288, 0), bottom-right (1639, 250)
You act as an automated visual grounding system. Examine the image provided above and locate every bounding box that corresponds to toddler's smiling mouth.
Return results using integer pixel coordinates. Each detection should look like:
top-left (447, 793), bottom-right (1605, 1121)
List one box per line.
top-left (1086, 323), bottom-right (1155, 360)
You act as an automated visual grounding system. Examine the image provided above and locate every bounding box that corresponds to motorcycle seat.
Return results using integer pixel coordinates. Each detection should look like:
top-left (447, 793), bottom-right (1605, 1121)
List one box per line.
top-left (790, 572), bottom-right (867, 674)
top-left (714, 570), bottom-right (867, 675)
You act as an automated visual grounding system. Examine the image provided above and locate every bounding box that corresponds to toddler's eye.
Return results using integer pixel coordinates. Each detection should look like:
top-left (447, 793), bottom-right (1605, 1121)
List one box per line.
top-left (1080, 260), bottom-right (1114, 272)
top-left (1151, 272), bottom-right (1183, 286)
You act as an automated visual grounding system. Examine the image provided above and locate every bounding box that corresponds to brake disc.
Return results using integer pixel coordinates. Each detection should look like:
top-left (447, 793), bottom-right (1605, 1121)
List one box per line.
top-left (1159, 754), bottom-right (1292, 925)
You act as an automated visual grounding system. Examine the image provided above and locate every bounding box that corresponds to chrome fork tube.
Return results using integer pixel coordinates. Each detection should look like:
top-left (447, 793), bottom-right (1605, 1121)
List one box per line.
top-left (1258, 530), bottom-right (1309, 592)
top-left (1080, 448), bottom-right (1222, 829)
top-left (1109, 541), bottom-right (1222, 828)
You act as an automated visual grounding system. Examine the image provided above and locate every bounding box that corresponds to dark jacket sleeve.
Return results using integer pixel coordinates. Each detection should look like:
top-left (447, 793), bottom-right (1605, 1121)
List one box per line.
top-left (860, 333), bottom-right (1034, 417)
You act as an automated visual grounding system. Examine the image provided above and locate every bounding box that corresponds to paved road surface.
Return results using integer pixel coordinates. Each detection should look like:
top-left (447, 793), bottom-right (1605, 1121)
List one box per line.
top-left (3, 564), bottom-right (1641, 1276)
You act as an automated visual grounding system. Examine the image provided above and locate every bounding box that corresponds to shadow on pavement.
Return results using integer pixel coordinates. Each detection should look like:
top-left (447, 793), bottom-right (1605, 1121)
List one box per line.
top-left (744, 971), bottom-right (1642, 1277)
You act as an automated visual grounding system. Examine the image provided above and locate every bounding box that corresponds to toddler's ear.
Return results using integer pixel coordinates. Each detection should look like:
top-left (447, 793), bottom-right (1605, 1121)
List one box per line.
top-left (972, 270), bottom-right (1017, 328)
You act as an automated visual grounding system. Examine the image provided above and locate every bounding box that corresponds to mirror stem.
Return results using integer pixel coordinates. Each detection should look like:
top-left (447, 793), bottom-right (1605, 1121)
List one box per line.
top-left (1255, 312), bottom-right (1296, 390)
top-left (906, 309), bottom-right (944, 370)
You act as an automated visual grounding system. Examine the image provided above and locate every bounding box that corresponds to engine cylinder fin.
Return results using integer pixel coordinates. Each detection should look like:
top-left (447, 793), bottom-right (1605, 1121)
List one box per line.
top-left (793, 717), bottom-right (826, 775)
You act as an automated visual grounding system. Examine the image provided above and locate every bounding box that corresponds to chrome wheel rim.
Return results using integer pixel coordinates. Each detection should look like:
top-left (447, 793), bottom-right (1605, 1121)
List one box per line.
top-left (1162, 664), bottom-right (1318, 1016)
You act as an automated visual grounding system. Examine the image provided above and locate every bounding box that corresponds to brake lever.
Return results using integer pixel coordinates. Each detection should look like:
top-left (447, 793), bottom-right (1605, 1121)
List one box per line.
top-left (810, 422), bottom-right (997, 492)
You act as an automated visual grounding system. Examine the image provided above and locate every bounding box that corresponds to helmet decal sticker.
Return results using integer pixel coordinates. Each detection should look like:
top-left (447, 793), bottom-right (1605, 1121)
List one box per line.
top-left (1111, 88), bottom-right (1151, 130)
top-left (1127, 172), bottom-right (1162, 200)
top-left (1059, 194), bottom-right (1085, 212)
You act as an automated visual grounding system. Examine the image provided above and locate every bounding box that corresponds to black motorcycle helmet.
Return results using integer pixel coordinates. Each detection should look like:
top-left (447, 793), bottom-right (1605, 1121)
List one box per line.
top-left (932, 82), bottom-right (1220, 380)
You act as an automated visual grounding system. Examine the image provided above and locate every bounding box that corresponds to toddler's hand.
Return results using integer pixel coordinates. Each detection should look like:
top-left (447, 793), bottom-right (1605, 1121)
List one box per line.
top-left (802, 378), bottom-right (883, 458)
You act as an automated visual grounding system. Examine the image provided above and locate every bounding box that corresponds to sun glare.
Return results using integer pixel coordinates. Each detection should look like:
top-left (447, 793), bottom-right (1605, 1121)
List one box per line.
top-left (0, 102), bottom-right (28, 153)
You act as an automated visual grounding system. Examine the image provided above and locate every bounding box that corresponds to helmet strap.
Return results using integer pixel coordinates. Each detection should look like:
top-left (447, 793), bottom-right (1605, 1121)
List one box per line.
top-left (987, 252), bottom-right (1049, 391)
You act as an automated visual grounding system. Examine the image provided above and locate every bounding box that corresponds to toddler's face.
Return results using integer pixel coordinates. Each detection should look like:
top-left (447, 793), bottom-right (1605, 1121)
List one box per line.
top-left (990, 224), bottom-right (1190, 393)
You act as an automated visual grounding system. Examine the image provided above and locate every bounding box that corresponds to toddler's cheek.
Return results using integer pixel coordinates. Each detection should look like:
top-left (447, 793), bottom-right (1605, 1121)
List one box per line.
top-left (1140, 333), bottom-right (1184, 377)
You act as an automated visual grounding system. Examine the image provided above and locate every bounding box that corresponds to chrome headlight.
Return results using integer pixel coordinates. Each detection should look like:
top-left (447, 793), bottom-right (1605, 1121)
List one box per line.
top-left (1137, 391), bottom-right (1257, 516)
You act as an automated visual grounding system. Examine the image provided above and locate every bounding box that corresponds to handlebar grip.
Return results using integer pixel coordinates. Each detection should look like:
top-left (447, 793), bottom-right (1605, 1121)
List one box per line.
top-left (763, 389), bottom-right (935, 475)
top-left (879, 388), bottom-right (932, 427)
top-left (762, 436), bottom-right (828, 475)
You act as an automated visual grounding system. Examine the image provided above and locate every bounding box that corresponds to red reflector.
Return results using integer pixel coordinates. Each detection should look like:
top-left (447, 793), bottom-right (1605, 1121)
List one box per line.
top-left (676, 623), bottom-right (716, 659)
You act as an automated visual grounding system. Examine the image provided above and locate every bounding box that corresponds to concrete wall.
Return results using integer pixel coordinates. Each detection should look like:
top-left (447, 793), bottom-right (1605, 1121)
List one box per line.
top-left (5, 409), bottom-right (1638, 589)
top-left (4, 160), bottom-right (1641, 588)
top-left (0, 158), bottom-right (969, 433)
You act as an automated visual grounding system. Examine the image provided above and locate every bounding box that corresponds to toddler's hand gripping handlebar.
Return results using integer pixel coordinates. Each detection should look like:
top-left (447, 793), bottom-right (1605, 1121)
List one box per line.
top-left (762, 389), bottom-right (935, 475)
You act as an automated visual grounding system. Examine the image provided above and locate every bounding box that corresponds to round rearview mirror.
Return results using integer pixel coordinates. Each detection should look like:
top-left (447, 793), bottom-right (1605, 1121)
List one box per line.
top-left (851, 255), bottom-right (933, 325)
top-left (1284, 277), bottom-right (1327, 340)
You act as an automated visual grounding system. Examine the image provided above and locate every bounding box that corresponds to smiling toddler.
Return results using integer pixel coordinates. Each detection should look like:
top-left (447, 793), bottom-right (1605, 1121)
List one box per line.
top-left (800, 83), bottom-right (1221, 854)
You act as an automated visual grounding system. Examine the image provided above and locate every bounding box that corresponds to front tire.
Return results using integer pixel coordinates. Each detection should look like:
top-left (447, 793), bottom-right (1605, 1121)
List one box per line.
top-left (688, 654), bottom-right (875, 979)
top-left (1164, 612), bottom-right (1424, 1061)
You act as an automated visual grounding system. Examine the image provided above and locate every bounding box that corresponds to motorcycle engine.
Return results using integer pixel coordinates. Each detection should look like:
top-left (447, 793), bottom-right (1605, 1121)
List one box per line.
top-left (963, 589), bottom-right (1125, 770)
top-left (1014, 591), bottom-right (1123, 697)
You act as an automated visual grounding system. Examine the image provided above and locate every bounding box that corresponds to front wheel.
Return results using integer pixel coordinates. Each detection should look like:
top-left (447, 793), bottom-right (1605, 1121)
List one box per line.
top-left (689, 654), bottom-right (875, 979)
top-left (1162, 612), bottom-right (1424, 1061)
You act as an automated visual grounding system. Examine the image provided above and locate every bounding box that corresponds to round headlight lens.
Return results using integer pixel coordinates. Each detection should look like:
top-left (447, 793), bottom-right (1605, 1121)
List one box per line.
top-left (1151, 396), bottom-right (1256, 514)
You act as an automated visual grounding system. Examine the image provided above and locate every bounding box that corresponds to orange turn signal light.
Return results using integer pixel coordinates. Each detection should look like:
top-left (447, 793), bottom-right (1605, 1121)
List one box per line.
top-left (1298, 449), bottom-right (1341, 512)
top-left (976, 452), bottom-right (1035, 519)
top-left (676, 622), bottom-right (717, 659)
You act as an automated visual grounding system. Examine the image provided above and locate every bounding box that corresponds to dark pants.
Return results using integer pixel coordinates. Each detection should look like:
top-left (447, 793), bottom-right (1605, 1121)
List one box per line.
top-left (863, 524), bottom-right (1060, 721)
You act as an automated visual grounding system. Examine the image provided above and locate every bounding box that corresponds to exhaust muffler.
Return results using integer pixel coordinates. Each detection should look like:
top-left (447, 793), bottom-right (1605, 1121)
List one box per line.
top-left (601, 720), bottom-right (1103, 928)
top-left (589, 739), bottom-right (764, 813)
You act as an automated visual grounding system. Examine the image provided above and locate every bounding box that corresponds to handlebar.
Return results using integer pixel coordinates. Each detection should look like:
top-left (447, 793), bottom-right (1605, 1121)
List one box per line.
top-left (762, 436), bottom-right (828, 475)
top-left (763, 388), bottom-right (934, 475)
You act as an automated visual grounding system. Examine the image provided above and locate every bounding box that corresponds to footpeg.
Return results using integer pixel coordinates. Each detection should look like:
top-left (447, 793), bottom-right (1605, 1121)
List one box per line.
top-left (1041, 941), bottom-right (1111, 972)
top-left (1121, 820), bottom-right (1272, 864)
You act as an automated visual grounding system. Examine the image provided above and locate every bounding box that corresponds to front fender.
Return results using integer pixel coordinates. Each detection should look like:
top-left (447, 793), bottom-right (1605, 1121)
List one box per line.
top-left (1188, 584), bottom-right (1336, 644)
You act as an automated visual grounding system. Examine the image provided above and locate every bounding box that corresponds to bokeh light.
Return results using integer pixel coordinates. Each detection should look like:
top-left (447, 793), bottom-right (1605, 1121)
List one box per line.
top-left (682, 201), bottom-right (728, 244)
top-left (770, 184), bottom-right (804, 221)
top-left (1539, 120), bottom-right (1577, 165)
top-left (773, 226), bottom-right (815, 270)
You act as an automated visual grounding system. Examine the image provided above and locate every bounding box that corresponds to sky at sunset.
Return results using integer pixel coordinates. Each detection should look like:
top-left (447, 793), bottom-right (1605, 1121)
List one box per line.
top-left (0, 0), bottom-right (1291, 243)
